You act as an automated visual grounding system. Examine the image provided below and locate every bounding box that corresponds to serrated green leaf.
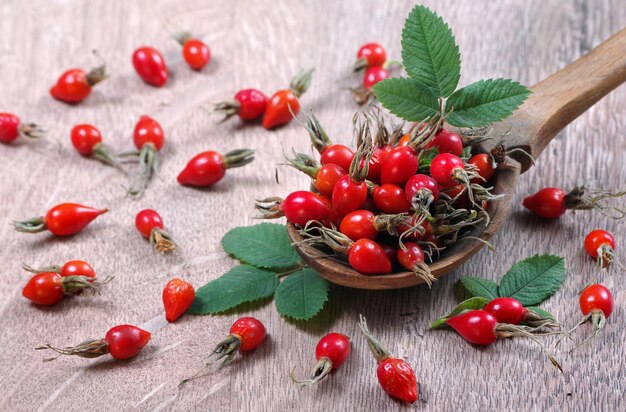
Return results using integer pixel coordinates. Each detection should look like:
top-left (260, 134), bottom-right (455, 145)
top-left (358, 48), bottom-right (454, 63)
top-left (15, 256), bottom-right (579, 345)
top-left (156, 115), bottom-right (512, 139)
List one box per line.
top-left (417, 147), bottom-right (439, 172)
top-left (526, 306), bottom-right (555, 321)
top-left (221, 223), bottom-right (301, 270)
top-left (458, 277), bottom-right (499, 300)
top-left (446, 79), bottom-right (531, 127)
top-left (373, 78), bottom-right (440, 122)
top-left (188, 265), bottom-right (279, 314)
top-left (275, 268), bottom-right (329, 320)
top-left (498, 254), bottom-right (565, 306)
top-left (431, 297), bottom-right (489, 329)
top-left (401, 5), bottom-right (461, 97)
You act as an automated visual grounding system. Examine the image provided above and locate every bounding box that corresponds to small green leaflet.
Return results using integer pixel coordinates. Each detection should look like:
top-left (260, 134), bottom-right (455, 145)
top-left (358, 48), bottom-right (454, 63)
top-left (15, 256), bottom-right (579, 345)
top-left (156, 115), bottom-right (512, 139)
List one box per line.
top-left (274, 268), bottom-right (329, 320)
top-left (373, 78), bottom-right (440, 121)
top-left (401, 5), bottom-right (461, 97)
top-left (188, 265), bottom-right (279, 315)
top-left (221, 223), bottom-right (301, 270)
top-left (526, 306), bottom-right (555, 321)
top-left (431, 297), bottom-right (488, 329)
top-left (458, 277), bottom-right (499, 300)
top-left (417, 147), bottom-right (439, 171)
top-left (446, 79), bottom-right (532, 127)
top-left (498, 254), bottom-right (565, 306)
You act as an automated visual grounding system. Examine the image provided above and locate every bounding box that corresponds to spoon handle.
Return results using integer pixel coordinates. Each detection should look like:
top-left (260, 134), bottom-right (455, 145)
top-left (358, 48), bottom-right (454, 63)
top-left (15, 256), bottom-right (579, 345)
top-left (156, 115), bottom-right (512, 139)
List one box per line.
top-left (508, 27), bottom-right (626, 171)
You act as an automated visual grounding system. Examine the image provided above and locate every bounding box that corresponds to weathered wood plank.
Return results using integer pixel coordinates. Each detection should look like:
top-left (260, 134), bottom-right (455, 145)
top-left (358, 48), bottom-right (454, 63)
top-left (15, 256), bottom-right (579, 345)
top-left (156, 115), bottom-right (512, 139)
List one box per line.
top-left (0, 1), bottom-right (624, 410)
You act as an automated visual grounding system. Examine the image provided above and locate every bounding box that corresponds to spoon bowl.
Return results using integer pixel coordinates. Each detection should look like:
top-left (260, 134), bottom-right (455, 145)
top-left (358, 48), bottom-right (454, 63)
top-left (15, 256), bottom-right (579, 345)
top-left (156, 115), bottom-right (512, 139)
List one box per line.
top-left (288, 27), bottom-right (626, 290)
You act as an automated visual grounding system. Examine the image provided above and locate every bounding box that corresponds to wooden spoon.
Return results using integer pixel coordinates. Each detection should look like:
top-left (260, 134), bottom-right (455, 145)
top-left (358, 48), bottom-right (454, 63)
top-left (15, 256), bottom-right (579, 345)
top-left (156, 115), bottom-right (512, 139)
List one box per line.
top-left (288, 28), bottom-right (626, 290)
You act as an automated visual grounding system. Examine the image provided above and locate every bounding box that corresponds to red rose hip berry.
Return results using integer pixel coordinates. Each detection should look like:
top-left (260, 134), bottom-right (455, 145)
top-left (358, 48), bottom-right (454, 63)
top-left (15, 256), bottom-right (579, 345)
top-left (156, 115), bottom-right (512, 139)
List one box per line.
top-left (13, 203), bottom-right (108, 236)
top-left (215, 89), bottom-right (268, 122)
top-left (163, 278), bottom-right (195, 322)
top-left (0, 113), bottom-right (45, 144)
top-left (132, 46), bottom-right (168, 87)
top-left (177, 149), bottom-right (255, 187)
top-left (359, 315), bottom-right (419, 404)
top-left (135, 209), bottom-right (177, 253)
top-left (290, 332), bottom-right (351, 386)
top-left (38, 324), bottom-right (151, 361)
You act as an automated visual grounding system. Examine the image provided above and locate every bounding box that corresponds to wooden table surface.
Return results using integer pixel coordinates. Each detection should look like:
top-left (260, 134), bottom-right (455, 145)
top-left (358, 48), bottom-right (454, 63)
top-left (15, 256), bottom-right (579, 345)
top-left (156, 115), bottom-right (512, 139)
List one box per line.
top-left (1, 0), bottom-right (625, 410)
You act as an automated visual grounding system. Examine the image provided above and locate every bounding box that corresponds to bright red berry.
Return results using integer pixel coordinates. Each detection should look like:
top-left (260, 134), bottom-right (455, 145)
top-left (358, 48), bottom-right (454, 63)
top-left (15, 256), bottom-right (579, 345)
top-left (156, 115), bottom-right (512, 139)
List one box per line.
top-left (563, 284), bottom-right (614, 352)
top-left (363, 66), bottom-right (390, 89)
top-left (584, 229), bottom-right (620, 269)
top-left (339, 210), bottom-right (378, 241)
top-left (522, 188), bottom-right (566, 218)
top-left (262, 69), bottom-right (313, 129)
top-left (163, 278), bottom-right (195, 322)
top-left (22, 273), bottom-right (64, 306)
top-left (469, 153), bottom-right (495, 181)
top-left (377, 358), bottom-right (419, 404)
top-left (70, 124), bottom-right (122, 169)
top-left (380, 146), bottom-right (419, 185)
top-left (38, 324), bottom-right (151, 361)
top-left (135, 209), bottom-right (177, 253)
top-left (356, 43), bottom-right (387, 68)
top-left (372, 184), bottom-right (411, 213)
top-left (22, 271), bottom-right (106, 306)
top-left (60, 260), bottom-right (96, 279)
top-left (427, 130), bottom-right (463, 156)
top-left (483, 297), bottom-right (527, 325)
top-left (177, 149), bottom-right (255, 187)
top-left (315, 163), bottom-right (347, 197)
top-left (13, 203), bottom-right (108, 236)
top-left (257, 191), bottom-right (336, 227)
top-left (181, 317), bottom-right (266, 385)
top-left (133, 115), bottom-right (164, 151)
top-left (291, 333), bottom-right (351, 386)
top-left (365, 146), bottom-right (390, 182)
top-left (359, 316), bottom-right (418, 404)
top-left (347, 239), bottom-right (392, 275)
top-left (404, 174), bottom-right (440, 208)
top-left (50, 64), bottom-right (107, 104)
top-left (430, 153), bottom-right (465, 188)
top-left (0, 113), bottom-right (44, 144)
top-left (580, 284), bottom-right (613, 318)
top-left (320, 144), bottom-right (355, 172)
top-left (132, 46), bottom-right (168, 87)
top-left (446, 310), bottom-right (498, 345)
top-left (135, 209), bottom-right (164, 238)
top-left (105, 325), bottom-right (152, 360)
top-left (262, 90), bottom-right (299, 129)
top-left (332, 174), bottom-right (368, 217)
top-left (182, 38), bottom-right (211, 70)
top-left (396, 242), bottom-right (435, 286)
top-left (71, 124), bottom-right (102, 156)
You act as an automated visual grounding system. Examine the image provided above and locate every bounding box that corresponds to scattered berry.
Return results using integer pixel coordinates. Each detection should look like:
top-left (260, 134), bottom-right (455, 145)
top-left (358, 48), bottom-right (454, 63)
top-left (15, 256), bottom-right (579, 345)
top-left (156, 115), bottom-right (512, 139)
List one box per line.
top-left (13, 203), bottom-right (108, 236)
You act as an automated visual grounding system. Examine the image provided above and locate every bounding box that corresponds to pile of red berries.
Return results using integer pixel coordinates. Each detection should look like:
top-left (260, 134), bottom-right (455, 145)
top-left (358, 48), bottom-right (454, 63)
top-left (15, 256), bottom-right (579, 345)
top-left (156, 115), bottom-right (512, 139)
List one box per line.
top-left (257, 111), bottom-right (500, 285)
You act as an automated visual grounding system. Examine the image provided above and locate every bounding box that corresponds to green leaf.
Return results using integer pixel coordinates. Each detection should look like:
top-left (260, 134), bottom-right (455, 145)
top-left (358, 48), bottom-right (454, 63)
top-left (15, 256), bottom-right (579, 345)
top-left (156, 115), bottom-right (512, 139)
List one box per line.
top-left (526, 306), bottom-right (555, 321)
top-left (373, 77), bottom-right (440, 122)
top-left (498, 254), bottom-right (565, 306)
top-left (460, 145), bottom-right (472, 160)
top-left (458, 277), bottom-right (499, 300)
top-left (401, 5), bottom-right (461, 97)
top-left (417, 147), bottom-right (439, 172)
top-left (188, 265), bottom-right (279, 314)
top-left (446, 79), bottom-right (531, 127)
top-left (221, 223), bottom-right (301, 270)
top-left (274, 268), bottom-right (329, 320)
top-left (431, 297), bottom-right (489, 329)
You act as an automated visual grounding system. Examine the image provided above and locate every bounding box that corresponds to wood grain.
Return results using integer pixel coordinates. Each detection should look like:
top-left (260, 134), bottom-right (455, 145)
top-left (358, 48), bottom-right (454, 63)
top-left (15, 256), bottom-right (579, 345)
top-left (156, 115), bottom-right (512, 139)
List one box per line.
top-left (0, 1), bottom-right (625, 411)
